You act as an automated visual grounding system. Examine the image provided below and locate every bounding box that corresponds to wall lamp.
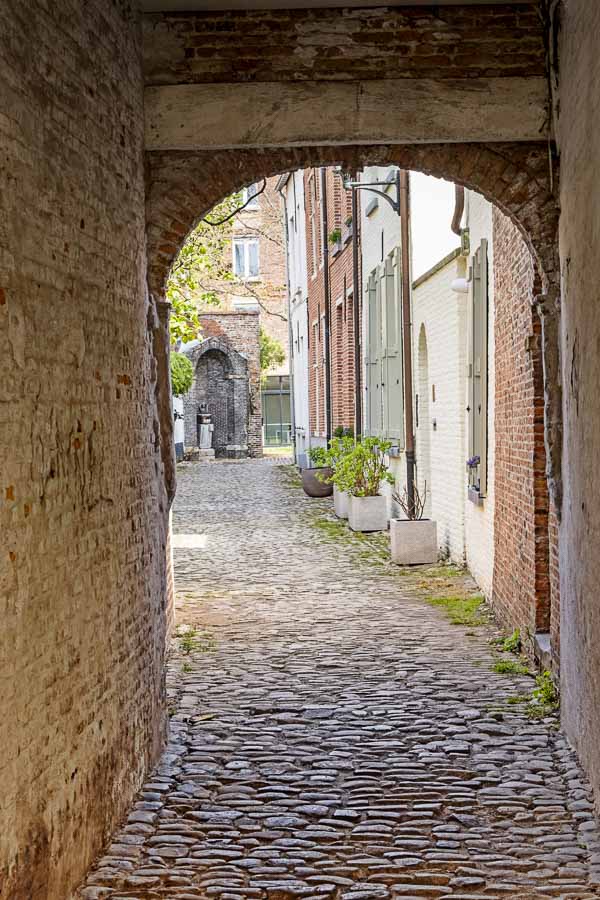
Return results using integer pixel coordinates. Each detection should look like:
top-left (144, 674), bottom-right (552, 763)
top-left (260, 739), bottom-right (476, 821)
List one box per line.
top-left (334, 166), bottom-right (401, 215)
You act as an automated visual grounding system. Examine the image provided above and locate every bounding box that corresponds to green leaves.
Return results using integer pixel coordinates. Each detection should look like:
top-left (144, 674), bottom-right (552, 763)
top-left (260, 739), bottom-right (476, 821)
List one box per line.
top-left (170, 351), bottom-right (194, 397)
top-left (332, 437), bottom-right (395, 497)
top-left (260, 327), bottom-right (285, 375)
top-left (166, 192), bottom-right (243, 345)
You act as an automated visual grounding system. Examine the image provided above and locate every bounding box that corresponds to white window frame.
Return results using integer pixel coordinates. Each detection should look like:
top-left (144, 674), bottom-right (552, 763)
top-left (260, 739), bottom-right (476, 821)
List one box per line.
top-left (233, 237), bottom-right (260, 280)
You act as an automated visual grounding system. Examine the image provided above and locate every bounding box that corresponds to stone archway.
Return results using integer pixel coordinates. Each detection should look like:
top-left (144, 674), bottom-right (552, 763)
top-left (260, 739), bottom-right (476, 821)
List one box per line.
top-left (146, 142), bottom-right (562, 515)
top-left (184, 337), bottom-right (251, 459)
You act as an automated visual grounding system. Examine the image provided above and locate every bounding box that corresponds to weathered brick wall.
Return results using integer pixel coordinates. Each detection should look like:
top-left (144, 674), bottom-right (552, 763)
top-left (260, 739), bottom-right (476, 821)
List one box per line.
top-left (183, 313), bottom-right (262, 457)
top-left (0, 3), bottom-right (169, 897)
top-left (492, 207), bottom-right (553, 650)
top-left (143, 5), bottom-right (545, 86)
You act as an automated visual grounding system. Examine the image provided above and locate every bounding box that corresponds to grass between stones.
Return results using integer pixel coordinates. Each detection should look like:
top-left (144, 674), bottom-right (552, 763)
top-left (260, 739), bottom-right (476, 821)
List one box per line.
top-left (493, 658), bottom-right (531, 675)
top-left (424, 594), bottom-right (488, 626)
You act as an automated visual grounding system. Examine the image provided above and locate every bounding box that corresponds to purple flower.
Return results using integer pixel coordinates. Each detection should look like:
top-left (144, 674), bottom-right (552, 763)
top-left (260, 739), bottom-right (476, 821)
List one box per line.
top-left (467, 455), bottom-right (480, 468)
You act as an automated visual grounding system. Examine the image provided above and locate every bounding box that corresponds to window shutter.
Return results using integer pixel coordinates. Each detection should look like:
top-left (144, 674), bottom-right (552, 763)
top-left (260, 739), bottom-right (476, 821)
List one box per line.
top-left (470, 239), bottom-right (488, 494)
top-left (383, 247), bottom-right (404, 443)
top-left (365, 271), bottom-right (382, 436)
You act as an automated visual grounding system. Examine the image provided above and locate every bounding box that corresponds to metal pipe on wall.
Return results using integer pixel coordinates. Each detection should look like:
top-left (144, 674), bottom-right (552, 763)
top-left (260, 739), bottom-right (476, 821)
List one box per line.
top-left (321, 167), bottom-right (333, 443)
top-left (351, 178), bottom-right (362, 438)
top-left (399, 169), bottom-right (416, 514)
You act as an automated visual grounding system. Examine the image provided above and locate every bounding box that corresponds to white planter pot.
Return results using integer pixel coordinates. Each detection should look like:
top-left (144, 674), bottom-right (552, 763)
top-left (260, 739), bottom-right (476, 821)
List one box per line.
top-left (348, 494), bottom-right (388, 532)
top-left (333, 486), bottom-right (349, 519)
top-left (390, 518), bottom-right (438, 565)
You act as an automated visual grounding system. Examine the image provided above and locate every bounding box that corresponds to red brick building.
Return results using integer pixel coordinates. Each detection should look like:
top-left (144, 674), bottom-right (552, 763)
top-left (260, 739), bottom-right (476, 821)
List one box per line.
top-left (304, 167), bottom-right (358, 443)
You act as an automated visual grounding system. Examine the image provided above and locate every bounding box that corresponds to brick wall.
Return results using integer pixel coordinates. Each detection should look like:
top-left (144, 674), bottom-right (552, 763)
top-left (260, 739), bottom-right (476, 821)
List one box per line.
top-left (305, 167), bottom-right (356, 440)
top-left (143, 6), bottom-right (545, 86)
top-left (193, 177), bottom-right (288, 375)
top-left (491, 207), bottom-right (553, 651)
top-left (0, 3), bottom-right (169, 896)
top-left (183, 313), bottom-right (262, 457)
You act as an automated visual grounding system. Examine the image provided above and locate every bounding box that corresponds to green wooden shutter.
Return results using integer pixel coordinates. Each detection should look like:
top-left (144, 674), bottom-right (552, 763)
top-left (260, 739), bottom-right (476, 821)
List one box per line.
top-left (469, 239), bottom-right (488, 494)
top-left (383, 247), bottom-right (404, 443)
top-left (365, 270), bottom-right (382, 436)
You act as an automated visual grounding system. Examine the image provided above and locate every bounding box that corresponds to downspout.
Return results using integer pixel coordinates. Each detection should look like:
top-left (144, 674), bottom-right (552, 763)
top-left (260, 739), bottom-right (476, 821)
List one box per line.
top-left (321, 167), bottom-right (333, 442)
top-left (451, 184), bottom-right (465, 236)
top-left (399, 170), bottom-right (416, 514)
top-left (351, 176), bottom-right (362, 437)
top-left (277, 178), bottom-right (296, 463)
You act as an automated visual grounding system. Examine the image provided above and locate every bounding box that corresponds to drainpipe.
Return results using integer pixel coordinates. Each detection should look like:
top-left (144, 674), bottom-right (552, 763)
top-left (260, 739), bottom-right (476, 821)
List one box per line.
top-left (451, 184), bottom-right (465, 236)
top-left (351, 176), bottom-right (362, 437)
top-left (321, 167), bottom-right (333, 443)
top-left (277, 177), bottom-right (296, 462)
top-left (399, 170), bottom-right (416, 515)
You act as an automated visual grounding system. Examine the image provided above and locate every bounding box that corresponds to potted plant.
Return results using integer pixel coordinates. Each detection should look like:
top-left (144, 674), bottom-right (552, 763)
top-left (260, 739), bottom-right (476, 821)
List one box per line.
top-left (389, 482), bottom-right (438, 565)
top-left (335, 437), bottom-right (394, 532)
top-left (301, 446), bottom-right (333, 498)
top-left (327, 433), bottom-right (355, 518)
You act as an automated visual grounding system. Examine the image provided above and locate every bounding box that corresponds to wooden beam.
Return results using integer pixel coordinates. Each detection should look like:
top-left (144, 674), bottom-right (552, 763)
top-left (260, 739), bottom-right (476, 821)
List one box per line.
top-left (145, 78), bottom-right (548, 151)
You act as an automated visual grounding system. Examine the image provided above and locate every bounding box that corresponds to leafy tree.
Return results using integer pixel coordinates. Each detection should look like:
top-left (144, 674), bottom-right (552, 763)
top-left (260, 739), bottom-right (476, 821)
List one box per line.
top-left (259, 327), bottom-right (285, 378)
top-left (170, 351), bottom-right (194, 396)
top-left (167, 193), bottom-right (242, 345)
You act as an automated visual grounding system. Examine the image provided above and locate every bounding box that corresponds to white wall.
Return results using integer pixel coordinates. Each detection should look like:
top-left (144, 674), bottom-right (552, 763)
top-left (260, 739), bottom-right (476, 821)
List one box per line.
top-left (463, 190), bottom-right (495, 597)
top-left (281, 171), bottom-right (311, 465)
top-left (412, 252), bottom-right (467, 563)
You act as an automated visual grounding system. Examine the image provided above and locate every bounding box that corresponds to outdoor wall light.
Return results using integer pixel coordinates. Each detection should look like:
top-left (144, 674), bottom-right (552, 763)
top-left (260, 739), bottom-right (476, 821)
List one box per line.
top-left (334, 167), bottom-right (401, 216)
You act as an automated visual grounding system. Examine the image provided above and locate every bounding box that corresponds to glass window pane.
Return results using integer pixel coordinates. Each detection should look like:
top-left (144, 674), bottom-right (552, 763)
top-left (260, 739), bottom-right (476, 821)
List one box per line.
top-left (234, 242), bottom-right (244, 276)
top-left (248, 241), bottom-right (259, 276)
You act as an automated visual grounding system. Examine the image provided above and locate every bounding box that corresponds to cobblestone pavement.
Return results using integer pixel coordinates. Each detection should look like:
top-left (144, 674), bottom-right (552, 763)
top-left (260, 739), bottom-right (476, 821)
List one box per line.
top-left (80, 459), bottom-right (600, 900)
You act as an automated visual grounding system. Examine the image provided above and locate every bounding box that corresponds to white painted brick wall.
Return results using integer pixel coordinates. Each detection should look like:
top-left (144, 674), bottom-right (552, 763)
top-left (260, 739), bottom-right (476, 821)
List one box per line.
top-left (282, 171), bottom-right (311, 463)
top-left (412, 253), bottom-right (467, 564)
top-left (463, 191), bottom-right (495, 598)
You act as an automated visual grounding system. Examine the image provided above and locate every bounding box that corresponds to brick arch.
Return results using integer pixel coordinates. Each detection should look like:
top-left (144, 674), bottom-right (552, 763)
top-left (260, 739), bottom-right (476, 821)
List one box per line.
top-left (146, 140), bottom-right (562, 509)
top-left (145, 142), bottom-right (558, 303)
top-left (187, 336), bottom-right (248, 379)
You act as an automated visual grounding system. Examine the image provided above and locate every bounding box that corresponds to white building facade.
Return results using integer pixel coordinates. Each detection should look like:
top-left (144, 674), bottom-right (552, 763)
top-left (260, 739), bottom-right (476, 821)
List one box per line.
top-left (359, 168), bottom-right (496, 585)
top-left (278, 171), bottom-right (311, 467)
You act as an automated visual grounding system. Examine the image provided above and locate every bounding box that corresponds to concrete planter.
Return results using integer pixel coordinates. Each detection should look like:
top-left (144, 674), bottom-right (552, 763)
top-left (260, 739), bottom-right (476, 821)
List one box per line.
top-left (301, 466), bottom-right (333, 498)
top-left (333, 486), bottom-right (349, 519)
top-left (390, 518), bottom-right (438, 565)
top-left (348, 494), bottom-right (388, 532)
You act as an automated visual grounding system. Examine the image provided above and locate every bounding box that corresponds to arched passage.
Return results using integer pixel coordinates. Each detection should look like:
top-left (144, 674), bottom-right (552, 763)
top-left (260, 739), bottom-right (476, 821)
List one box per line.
top-left (147, 142), bottom-right (562, 517)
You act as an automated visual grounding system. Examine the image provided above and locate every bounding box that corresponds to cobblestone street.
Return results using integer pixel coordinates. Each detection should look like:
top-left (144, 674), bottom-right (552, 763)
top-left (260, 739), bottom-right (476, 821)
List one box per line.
top-left (81, 459), bottom-right (600, 900)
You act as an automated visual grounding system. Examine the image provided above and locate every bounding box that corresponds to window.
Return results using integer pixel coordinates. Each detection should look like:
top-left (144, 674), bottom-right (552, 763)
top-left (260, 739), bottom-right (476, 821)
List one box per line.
top-left (468, 239), bottom-right (489, 497)
top-left (365, 247), bottom-right (404, 442)
top-left (262, 375), bottom-right (291, 447)
top-left (233, 238), bottom-right (260, 279)
top-left (242, 183), bottom-right (260, 210)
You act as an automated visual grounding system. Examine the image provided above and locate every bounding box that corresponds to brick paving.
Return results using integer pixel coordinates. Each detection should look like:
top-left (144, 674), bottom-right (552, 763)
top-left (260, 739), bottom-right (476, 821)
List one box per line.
top-left (80, 459), bottom-right (600, 900)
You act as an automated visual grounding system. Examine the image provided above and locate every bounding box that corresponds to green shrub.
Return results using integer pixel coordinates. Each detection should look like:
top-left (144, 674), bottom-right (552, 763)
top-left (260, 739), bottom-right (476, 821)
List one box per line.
top-left (333, 437), bottom-right (395, 497)
top-left (170, 351), bottom-right (194, 396)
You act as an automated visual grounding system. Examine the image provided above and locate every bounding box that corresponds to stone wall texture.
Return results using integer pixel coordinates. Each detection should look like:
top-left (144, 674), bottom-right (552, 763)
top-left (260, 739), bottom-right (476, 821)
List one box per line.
top-left (492, 208), bottom-right (555, 655)
top-left (557, 0), bottom-right (600, 813)
top-left (0, 2), bottom-right (169, 896)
